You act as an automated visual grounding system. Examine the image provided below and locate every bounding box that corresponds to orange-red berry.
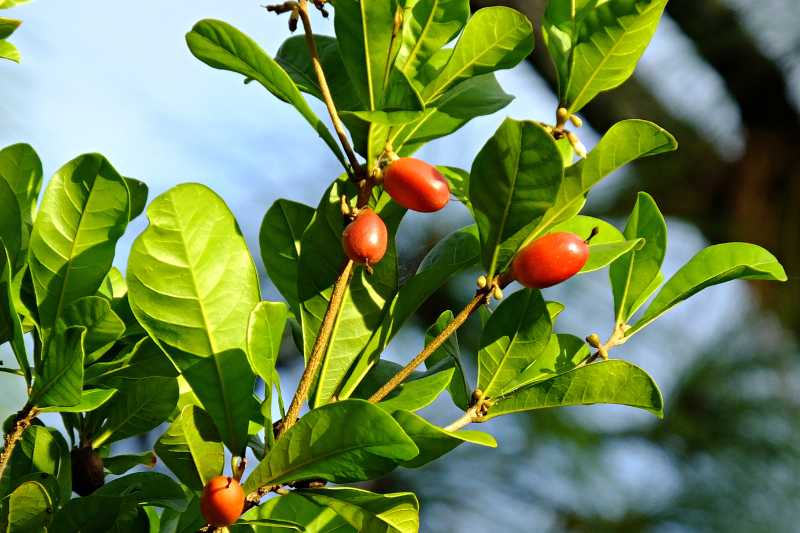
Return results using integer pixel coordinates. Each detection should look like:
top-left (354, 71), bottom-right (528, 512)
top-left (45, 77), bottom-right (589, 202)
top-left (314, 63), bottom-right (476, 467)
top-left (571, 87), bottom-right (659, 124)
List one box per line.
top-left (511, 232), bottom-right (589, 288)
top-left (383, 157), bottom-right (450, 212)
top-left (342, 208), bottom-right (388, 265)
top-left (200, 476), bottom-right (245, 527)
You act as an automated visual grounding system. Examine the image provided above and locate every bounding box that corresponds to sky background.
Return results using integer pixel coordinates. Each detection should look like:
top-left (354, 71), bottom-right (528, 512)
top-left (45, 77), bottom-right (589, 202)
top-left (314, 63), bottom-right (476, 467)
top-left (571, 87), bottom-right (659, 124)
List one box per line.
top-left (1, 1), bottom-right (789, 531)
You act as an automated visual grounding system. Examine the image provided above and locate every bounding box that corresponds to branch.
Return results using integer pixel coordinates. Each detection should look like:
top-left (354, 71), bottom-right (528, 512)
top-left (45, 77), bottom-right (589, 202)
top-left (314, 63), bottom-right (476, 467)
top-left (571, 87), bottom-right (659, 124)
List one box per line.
top-left (368, 289), bottom-right (491, 403)
top-left (0, 404), bottom-right (39, 482)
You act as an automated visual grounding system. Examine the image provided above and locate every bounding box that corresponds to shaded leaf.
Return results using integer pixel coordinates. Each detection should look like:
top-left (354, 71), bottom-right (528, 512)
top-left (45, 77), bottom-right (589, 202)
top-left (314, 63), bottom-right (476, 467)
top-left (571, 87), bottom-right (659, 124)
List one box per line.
top-left (0, 241), bottom-right (28, 383)
top-left (298, 487), bottom-right (419, 533)
top-left (247, 301), bottom-right (288, 388)
top-left (424, 310), bottom-right (469, 410)
top-left (31, 327), bottom-right (85, 408)
top-left (103, 451), bottom-right (157, 475)
top-left (5, 480), bottom-right (53, 533)
top-left (93, 377), bottom-right (178, 446)
top-left (155, 405), bottom-right (223, 490)
top-left (60, 295), bottom-right (125, 362)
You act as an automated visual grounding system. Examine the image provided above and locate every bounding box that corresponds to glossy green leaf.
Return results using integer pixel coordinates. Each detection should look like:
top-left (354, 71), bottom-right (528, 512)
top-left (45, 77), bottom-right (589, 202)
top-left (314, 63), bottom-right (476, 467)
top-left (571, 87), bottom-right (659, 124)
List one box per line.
top-left (424, 310), bottom-right (469, 410)
top-left (393, 73), bottom-right (514, 155)
top-left (0, 39), bottom-right (19, 62)
top-left (4, 480), bottom-right (53, 533)
top-left (629, 243), bottom-right (788, 335)
top-left (532, 120), bottom-right (676, 242)
top-left (38, 388), bottom-right (116, 413)
top-left (97, 267), bottom-right (126, 300)
top-left (341, 109), bottom-right (425, 126)
top-left (298, 487), bottom-right (420, 533)
top-left (155, 405), bottom-right (223, 490)
top-left (395, 0), bottom-right (469, 84)
top-left (124, 177), bottom-right (148, 222)
top-left (92, 377), bottom-right (178, 446)
top-left (469, 119), bottom-right (563, 278)
top-left (29, 153), bottom-right (130, 331)
top-left (477, 289), bottom-right (552, 398)
top-left (244, 400), bottom-right (418, 491)
top-left (437, 166), bottom-right (469, 211)
top-left (421, 7), bottom-right (533, 102)
top-left (546, 301), bottom-right (565, 321)
top-left (610, 192), bottom-right (667, 323)
top-left (247, 301), bottom-right (288, 388)
top-left (103, 451), bottom-right (157, 475)
top-left (498, 333), bottom-right (589, 395)
top-left (0, 20), bottom-right (16, 41)
top-left (564, 0), bottom-right (668, 112)
top-left (298, 180), bottom-right (398, 406)
top-left (392, 410), bottom-right (496, 468)
top-left (60, 296), bottom-right (124, 362)
top-left (260, 199), bottom-right (314, 316)
top-left (186, 19), bottom-right (347, 169)
top-left (484, 359), bottom-right (664, 419)
top-left (583, 239), bottom-right (644, 273)
top-left (239, 492), bottom-right (356, 533)
top-left (0, 144), bottom-right (42, 234)
top-left (355, 360), bottom-right (454, 413)
top-left (0, 241), bottom-right (28, 383)
top-left (127, 183), bottom-right (258, 454)
top-left (31, 327), bottom-right (85, 408)
top-left (541, 0), bottom-right (583, 97)
top-left (0, 179), bottom-right (22, 271)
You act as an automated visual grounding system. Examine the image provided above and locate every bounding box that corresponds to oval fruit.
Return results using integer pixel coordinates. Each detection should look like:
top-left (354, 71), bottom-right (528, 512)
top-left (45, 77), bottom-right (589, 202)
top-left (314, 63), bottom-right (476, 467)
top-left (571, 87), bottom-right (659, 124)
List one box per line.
top-left (70, 446), bottom-right (105, 496)
top-left (342, 208), bottom-right (388, 266)
top-left (383, 157), bottom-right (450, 212)
top-left (511, 232), bottom-right (589, 288)
top-left (200, 476), bottom-right (245, 527)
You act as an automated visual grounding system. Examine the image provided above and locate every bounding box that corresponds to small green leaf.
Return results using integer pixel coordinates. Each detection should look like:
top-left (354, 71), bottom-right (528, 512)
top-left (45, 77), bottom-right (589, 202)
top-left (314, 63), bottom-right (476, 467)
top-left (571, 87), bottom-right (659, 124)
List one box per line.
top-left (340, 109), bottom-right (425, 125)
top-left (247, 301), bottom-right (288, 388)
top-left (128, 183), bottom-right (258, 454)
top-left (186, 19), bottom-right (347, 169)
top-left (421, 7), bottom-right (533, 102)
top-left (437, 166), bottom-right (470, 212)
top-left (477, 289), bottom-right (552, 398)
top-left (29, 153), bottom-right (130, 331)
top-left (0, 0), bottom-right (31, 9)
top-left (244, 400), bottom-right (418, 491)
top-left (5, 480), bottom-right (53, 533)
top-left (38, 388), bottom-right (116, 413)
top-left (392, 410), bottom-right (496, 469)
top-left (0, 39), bottom-right (20, 62)
top-left (485, 359), bottom-right (664, 419)
top-left (60, 296), bottom-right (125, 362)
top-left (629, 243), bottom-right (787, 335)
top-left (31, 327), bottom-right (85, 408)
top-left (424, 310), bottom-right (470, 411)
top-left (564, 0), bottom-right (668, 112)
top-left (102, 451), bottom-right (157, 475)
top-left (469, 119), bottom-right (563, 279)
top-left (155, 405), bottom-right (224, 490)
top-left (610, 192), bottom-right (667, 323)
top-left (83, 337), bottom-right (178, 387)
top-left (297, 486), bottom-right (420, 533)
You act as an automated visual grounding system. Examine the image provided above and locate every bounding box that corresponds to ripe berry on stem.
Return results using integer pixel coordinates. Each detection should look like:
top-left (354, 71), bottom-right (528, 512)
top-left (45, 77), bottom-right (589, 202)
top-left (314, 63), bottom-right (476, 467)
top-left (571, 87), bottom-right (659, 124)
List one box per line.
top-left (383, 157), bottom-right (450, 212)
top-left (342, 208), bottom-right (388, 267)
top-left (200, 476), bottom-right (245, 527)
top-left (511, 232), bottom-right (589, 288)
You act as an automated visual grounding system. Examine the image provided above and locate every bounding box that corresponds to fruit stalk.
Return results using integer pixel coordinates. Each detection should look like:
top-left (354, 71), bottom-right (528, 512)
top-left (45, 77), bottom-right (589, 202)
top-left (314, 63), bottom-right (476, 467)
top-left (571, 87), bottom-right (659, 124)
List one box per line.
top-left (369, 289), bottom-right (491, 403)
top-left (0, 404), bottom-right (38, 482)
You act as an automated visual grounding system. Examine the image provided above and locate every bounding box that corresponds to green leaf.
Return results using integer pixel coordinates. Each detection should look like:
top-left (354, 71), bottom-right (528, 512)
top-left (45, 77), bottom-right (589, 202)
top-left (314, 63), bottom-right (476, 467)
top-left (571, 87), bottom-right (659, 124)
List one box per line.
top-left (354, 360), bottom-right (455, 413)
top-left (83, 337), bottom-right (178, 387)
top-left (421, 7), bottom-right (533, 102)
top-left (0, 178), bottom-right (22, 271)
top-left (4, 480), bottom-right (53, 533)
top-left (92, 377), bottom-right (178, 446)
top-left (0, 241), bottom-right (28, 383)
top-left (97, 267), bottom-right (127, 300)
top-left (298, 180), bottom-right (398, 407)
top-left (424, 310), bottom-right (469, 410)
top-left (186, 19), bottom-right (347, 170)
top-left (629, 243), bottom-right (788, 335)
top-left (392, 410), bottom-right (496, 468)
top-left (392, 73), bottom-right (514, 155)
top-left (610, 192), bottom-right (667, 323)
top-left (477, 289), bottom-right (552, 398)
top-left (541, 0), bottom-right (579, 98)
top-left (103, 451), bottom-right (157, 475)
top-left (485, 359), bottom-right (664, 419)
top-left (127, 183), bottom-right (258, 454)
top-left (38, 388), bottom-right (116, 413)
top-left (0, 39), bottom-right (20, 62)
top-left (437, 166), bottom-right (469, 212)
top-left (244, 400), bottom-right (418, 491)
top-left (247, 301), bottom-right (288, 387)
top-left (498, 333), bottom-right (589, 394)
top-left (29, 153), bottom-right (130, 331)
top-left (564, 0), bottom-right (668, 112)
top-left (60, 296), bottom-right (125, 362)
top-left (124, 177), bottom-right (149, 222)
top-left (31, 326), bottom-right (85, 408)
top-left (239, 492), bottom-right (355, 533)
top-left (297, 487), bottom-right (420, 533)
top-left (1, 426), bottom-right (70, 503)
top-left (395, 0), bottom-right (469, 84)
top-left (155, 405), bottom-right (224, 490)
top-left (341, 109), bottom-right (425, 126)
top-left (533, 119), bottom-right (676, 242)
top-left (469, 119), bottom-right (563, 278)
top-left (0, 0), bottom-right (31, 9)
top-left (0, 143), bottom-right (43, 265)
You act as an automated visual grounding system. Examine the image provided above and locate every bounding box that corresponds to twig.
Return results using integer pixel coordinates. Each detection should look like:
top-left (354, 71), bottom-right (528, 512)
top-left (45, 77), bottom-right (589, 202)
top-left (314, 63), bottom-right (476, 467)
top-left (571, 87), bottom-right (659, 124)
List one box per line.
top-left (369, 290), bottom-right (491, 403)
top-left (443, 408), bottom-right (476, 432)
top-left (0, 404), bottom-right (39, 482)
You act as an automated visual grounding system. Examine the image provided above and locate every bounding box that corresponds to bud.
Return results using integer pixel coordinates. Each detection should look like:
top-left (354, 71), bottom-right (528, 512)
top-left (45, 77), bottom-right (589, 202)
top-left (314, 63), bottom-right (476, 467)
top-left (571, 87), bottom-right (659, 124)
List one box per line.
top-left (569, 114), bottom-right (583, 128)
top-left (556, 107), bottom-right (569, 125)
top-left (586, 333), bottom-right (602, 348)
top-left (477, 275), bottom-right (488, 289)
top-left (492, 286), bottom-right (503, 300)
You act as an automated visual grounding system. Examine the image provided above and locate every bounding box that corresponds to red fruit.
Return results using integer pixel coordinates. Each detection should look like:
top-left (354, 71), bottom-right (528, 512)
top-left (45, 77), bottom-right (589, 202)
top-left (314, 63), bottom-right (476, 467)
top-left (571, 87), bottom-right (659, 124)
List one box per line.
top-left (200, 476), bottom-right (245, 527)
top-left (511, 232), bottom-right (589, 288)
top-left (342, 208), bottom-right (388, 265)
top-left (383, 157), bottom-right (450, 212)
